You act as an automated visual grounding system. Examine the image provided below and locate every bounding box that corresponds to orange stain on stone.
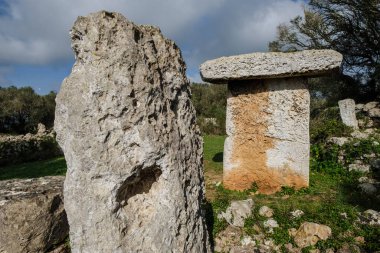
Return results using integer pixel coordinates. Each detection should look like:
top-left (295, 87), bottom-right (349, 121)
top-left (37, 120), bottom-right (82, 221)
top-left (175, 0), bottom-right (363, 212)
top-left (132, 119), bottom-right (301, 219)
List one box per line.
top-left (224, 80), bottom-right (307, 194)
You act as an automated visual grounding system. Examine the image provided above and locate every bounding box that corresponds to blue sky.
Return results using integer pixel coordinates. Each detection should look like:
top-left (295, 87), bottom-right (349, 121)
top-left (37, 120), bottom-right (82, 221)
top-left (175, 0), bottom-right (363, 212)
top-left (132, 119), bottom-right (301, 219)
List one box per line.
top-left (0, 0), bottom-right (305, 94)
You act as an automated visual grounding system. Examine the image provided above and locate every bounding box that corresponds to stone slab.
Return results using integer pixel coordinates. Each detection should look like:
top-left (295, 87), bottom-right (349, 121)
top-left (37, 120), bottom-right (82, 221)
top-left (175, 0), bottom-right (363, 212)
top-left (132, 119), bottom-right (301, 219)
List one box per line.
top-left (200, 50), bottom-right (342, 83)
top-left (223, 78), bottom-right (310, 194)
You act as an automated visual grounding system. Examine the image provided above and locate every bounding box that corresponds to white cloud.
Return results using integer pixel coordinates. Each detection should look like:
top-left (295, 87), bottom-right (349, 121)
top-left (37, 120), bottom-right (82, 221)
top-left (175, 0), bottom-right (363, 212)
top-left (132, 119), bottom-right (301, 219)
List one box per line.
top-left (0, 0), bottom-right (304, 79)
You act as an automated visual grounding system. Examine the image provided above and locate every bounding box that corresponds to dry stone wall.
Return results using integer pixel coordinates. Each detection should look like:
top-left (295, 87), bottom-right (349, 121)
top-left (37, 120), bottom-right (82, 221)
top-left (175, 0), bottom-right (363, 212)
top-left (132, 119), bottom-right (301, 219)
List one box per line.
top-left (55, 11), bottom-right (210, 253)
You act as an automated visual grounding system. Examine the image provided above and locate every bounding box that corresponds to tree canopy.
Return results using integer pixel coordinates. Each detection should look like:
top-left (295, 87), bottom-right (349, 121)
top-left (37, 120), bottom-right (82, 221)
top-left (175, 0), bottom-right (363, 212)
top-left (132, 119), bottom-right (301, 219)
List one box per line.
top-left (269, 0), bottom-right (380, 101)
top-left (0, 86), bottom-right (56, 134)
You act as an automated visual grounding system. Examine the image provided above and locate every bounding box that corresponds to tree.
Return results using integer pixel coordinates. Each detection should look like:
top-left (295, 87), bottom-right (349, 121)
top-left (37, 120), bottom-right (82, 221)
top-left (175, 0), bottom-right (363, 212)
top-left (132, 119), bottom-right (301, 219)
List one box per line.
top-left (0, 86), bottom-right (56, 134)
top-left (269, 0), bottom-right (380, 101)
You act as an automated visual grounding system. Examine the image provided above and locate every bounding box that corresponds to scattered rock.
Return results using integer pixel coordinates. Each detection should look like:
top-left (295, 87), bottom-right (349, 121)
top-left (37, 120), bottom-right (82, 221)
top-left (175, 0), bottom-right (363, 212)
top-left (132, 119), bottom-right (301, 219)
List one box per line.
top-left (328, 137), bottom-right (350, 146)
top-left (340, 212), bottom-right (348, 219)
top-left (358, 183), bottom-right (377, 195)
top-left (36, 123), bottom-right (47, 135)
top-left (214, 225), bottom-right (242, 253)
top-left (259, 206), bottom-right (274, 218)
top-left (54, 11), bottom-right (210, 252)
top-left (359, 209), bottom-right (380, 226)
top-left (363, 101), bottom-right (379, 112)
top-left (284, 243), bottom-right (302, 253)
top-left (371, 159), bottom-right (380, 170)
top-left (354, 236), bottom-right (365, 244)
top-left (348, 163), bottom-right (370, 173)
top-left (355, 103), bottom-right (364, 111)
top-left (240, 236), bottom-right (255, 247)
top-left (263, 218), bottom-right (279, 233)
top-left (291, 209), bottom-right (305, 219)
top-left (0, 177), bottom-right (68, 253)
top-left (218, 199), bottom-right (254, 227)
top-left (338, 99), bottom-right (358, 129)
top-left (289, 222), bottom-right (332, 248)
top-left (350, 130), bottom-right (369, 139)
top-left (337, 243), bottom-right (361, 253)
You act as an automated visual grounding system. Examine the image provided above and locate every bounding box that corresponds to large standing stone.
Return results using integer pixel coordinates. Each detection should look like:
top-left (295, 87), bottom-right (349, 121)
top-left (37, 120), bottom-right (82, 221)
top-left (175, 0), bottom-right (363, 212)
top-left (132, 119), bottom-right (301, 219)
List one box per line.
top-left (55, 11), bottom-right (210, 252)
top-left (0, 176), bottom-right (68, 253)
top-left (200, 50), bottom-right (342, 194)
top-left (338, 99), bottom-right (359, 129)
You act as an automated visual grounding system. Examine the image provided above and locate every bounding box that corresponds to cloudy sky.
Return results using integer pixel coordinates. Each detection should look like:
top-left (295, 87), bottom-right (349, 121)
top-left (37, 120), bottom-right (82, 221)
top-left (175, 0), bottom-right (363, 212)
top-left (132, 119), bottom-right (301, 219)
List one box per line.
top-left (0, 0), bottom-right (305, 94)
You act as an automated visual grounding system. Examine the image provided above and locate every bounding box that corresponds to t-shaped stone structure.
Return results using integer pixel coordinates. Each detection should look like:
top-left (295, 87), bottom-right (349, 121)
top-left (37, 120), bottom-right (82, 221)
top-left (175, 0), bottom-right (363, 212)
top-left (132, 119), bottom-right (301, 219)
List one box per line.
top-left (200, 50), bottom-right (342, 194)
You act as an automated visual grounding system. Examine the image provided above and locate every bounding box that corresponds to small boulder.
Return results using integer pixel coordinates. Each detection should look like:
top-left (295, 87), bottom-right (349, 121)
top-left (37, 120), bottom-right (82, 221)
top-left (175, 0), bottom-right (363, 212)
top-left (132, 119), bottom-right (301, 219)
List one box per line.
top-left (358, 183), bottom-right (377, 195)
top-left (368, 108), bottom-right (380, 118)
top-left (363, 101), bottom-right (379, 112)
top-left (328, 137), bottom-right (349, 146)
top-left (218, 199), bottom-right (254, 227)
top-left (348, 163), bottom-right (370, 173)
top-left (0, 176), bottom-right (68, 253)
top-left (263, 218), bottom-right (279, 233)
top-left (289, 222), bottom-right (332, 248)
top-left (359, 209), bottom-right (380, 226)
top-left (290, 209), bottom-right (305, 219)
top-left (258, 206), bottom-right (274, 218)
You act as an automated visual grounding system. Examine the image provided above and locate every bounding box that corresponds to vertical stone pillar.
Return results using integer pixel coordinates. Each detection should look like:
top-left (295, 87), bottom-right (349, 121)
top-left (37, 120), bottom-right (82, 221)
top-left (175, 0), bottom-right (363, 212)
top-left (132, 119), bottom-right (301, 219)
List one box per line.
top-left (200, 50), bottom-right (342, 194)
top-left (55, 11), bottom-right (210, 253)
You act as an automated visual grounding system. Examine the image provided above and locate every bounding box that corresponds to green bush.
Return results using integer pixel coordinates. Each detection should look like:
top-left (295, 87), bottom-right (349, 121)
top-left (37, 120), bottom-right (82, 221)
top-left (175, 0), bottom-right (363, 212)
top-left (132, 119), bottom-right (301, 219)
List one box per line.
top-left (310, 107), bottom-right (353, 143)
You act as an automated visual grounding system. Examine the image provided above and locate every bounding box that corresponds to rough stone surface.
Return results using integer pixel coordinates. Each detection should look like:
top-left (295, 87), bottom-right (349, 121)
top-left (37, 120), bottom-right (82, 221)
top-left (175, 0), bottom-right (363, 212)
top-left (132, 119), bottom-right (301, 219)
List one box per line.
top-left (218, 199), bottom-right (254, 227)
top-left (363, 101), bottom-right (379, 112)
top-left (200, 50), bottom-right (342, 83)
top-left (338, 99), bottom-right (359, 129)
top-left (348, 163), bottom-right (370, 173)
top-left (368, 107), bottom-right (380, 118)
top-left (0, 176), bottom-right (68, 253)
top-left (54, 11), bottom-right (210, 253)
top-left (223, 78), bottom-right (310, 193)
top-left (290, 210), bottom-right (305, 219)
top-left (259, 206), bottom-right (274, 218)
top-left (359, 209), bottom-right (380, 226)
top-left (328, 137), bottom-right (350, 146)
top-left (289, 222), bottom-right (332, 248)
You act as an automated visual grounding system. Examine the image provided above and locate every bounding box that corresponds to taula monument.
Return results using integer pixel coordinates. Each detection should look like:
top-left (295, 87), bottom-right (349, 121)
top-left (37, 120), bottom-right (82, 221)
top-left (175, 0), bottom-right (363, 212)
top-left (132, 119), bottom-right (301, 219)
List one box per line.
top-left (200, 50), bottom-right (343, 194)
top-left (55, 11), bottom-right (210, 252)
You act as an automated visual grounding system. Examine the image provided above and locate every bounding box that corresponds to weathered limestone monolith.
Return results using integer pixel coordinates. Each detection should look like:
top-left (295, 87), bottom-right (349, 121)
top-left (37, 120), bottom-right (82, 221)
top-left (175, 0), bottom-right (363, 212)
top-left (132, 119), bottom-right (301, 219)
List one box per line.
top-left (338, 99), bottom-right (359, 129)
top-left (200, 50), bottom-right (342, 194)
top-left (55, 11), bottom-right (210, 252)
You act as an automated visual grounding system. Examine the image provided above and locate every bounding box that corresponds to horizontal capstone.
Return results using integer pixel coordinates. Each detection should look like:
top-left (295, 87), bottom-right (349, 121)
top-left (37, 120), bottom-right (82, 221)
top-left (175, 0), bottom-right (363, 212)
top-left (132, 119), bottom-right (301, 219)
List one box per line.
top-left (200, 50), bottom-right (342, 83)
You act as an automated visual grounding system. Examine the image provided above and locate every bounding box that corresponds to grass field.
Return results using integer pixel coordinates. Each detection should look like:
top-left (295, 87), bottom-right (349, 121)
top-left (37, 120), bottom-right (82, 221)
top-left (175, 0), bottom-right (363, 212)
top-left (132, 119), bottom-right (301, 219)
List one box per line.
top-left (0, 157), bottom-right (67, 180)
top-left (0, 135), bottom-right (379, 251)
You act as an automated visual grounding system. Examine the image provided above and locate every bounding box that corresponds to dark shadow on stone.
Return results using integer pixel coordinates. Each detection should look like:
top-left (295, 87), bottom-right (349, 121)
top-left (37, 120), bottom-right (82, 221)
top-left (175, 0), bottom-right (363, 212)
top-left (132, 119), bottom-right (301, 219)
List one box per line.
top-left (115, 165), bottom-right (162, 209)
top-left (203, 201), bottom-right (215, 251)
top-left (212, 152), bottom-right (223, 163)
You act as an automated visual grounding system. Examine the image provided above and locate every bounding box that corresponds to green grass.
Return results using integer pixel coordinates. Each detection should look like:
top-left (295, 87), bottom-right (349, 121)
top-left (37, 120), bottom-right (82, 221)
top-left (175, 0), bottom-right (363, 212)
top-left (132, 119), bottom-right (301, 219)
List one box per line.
top-left (203, 135), bottom-right (225, 172)
top-left (0, 135), bottom-right (378, 251)
top-left (0, 156), bottom-right (67, 180)
top-left (203, 135), bottom-right (380, 252)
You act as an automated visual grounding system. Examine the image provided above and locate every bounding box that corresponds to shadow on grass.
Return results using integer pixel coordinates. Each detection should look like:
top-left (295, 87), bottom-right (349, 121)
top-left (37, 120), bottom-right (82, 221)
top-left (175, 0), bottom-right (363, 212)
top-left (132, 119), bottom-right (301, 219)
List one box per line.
top-left (0, 156), bottom-right (67, 181)
top-left (212, 152), bottom-right (223, 163)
